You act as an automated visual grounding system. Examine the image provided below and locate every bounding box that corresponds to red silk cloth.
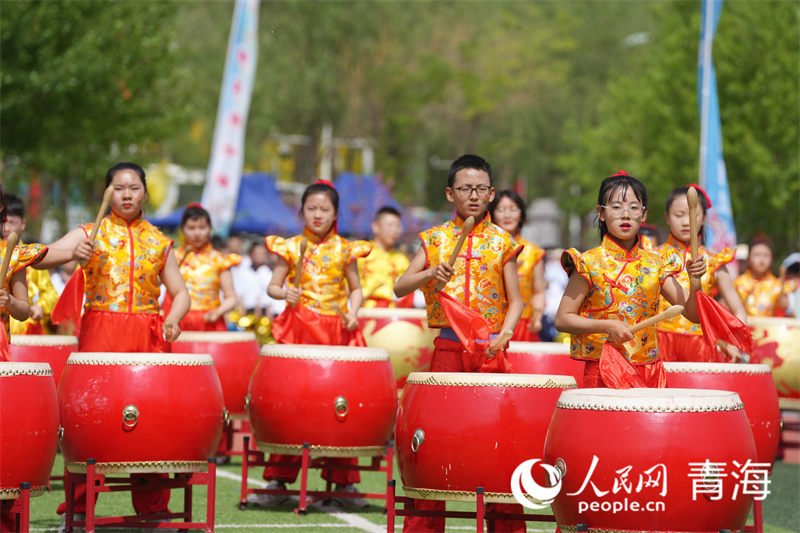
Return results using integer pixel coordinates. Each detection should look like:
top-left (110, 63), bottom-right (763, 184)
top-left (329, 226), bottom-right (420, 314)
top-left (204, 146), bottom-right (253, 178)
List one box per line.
top-left (271, 305), bottom-right (366, 347)
top-left (696, 291), bottom-right (754, 354)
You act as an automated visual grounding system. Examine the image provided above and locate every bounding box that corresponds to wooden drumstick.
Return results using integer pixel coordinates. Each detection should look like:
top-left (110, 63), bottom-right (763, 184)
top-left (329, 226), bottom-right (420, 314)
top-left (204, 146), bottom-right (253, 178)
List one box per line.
top-left (687, 187), bottom-right (702, 293)
top-left (629, 305), bottom-right (684, 334)
top-left (332, 302), bottom-right (349, 321)
top-left (435, 216), bottom-right (475, 291)
top-left (289, 238), bottom-right (308, 309)
top-left (0, 233), bottom-right (19, 289)
top-left (81, 185), bottom-right (114, 267)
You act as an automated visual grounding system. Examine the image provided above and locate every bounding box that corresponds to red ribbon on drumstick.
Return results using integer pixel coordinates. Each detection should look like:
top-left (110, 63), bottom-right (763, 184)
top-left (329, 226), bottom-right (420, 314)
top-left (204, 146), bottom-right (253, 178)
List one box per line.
top-left (0, 233), bottom-right (19, 361)
top-left (52, 185), bottom-right (114, 328)
top-left (686, 187), bottom-right (754, 356)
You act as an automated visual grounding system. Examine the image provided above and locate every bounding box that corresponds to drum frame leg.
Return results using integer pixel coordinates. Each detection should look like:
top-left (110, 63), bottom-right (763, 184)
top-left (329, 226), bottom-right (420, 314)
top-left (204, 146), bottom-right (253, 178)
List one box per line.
top-left (64, 458), bottom-right (217, 532)
top-left (239, 436), bottom-right (394, 515)
top-left (217, 419), bottom-right (254, 460)
top-left (0, 482), bottom-right (31, 533)
top-left (386, 479), bottom-right (557, 532)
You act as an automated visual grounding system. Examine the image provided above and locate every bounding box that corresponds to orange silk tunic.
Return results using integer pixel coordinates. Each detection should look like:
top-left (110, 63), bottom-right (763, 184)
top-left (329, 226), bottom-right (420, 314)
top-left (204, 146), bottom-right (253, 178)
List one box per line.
top-left (734, 269), bottom-right (799, 317)
top-left (265, 228), bottom-right (372, 316)
top-left (656, 235), bottom-right (735, 335)
top-left (562, 235), bottom-right (683, 364)
top-left (80, 212), bottom-right (173, 314)
top-left (516, 236), bottom-right (545, 320)
top-left (0, 240), bottom-right (47, 337)
top-left (175, 243), bottom-right (240, 311)
top-left (419, 214), bottom-right (521, 332)
top-left (357, 242), bottom-right (410, 307)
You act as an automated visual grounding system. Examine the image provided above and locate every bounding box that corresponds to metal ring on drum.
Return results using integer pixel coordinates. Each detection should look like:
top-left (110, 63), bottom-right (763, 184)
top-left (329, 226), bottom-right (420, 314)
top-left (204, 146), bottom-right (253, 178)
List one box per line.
top-left (506, 341), bottom-right (583, 386)
top-left (747, 316), bottom-right (800, 409)
top-left (396, 371), bottom-right (577, 503)
top-left (9, 335), bottom-right (78, 386)
top-left (248, 344), bottom-right (397, 457)
top-left (664, 362), bottom-right (781, 467)
top-left (171, 331), bottom-right (260, 418)
top-left (58, 353), bottom-right (225, 474)
top-left (357, 307), bottom-right (436, 389)
top-left (0, 362), bottom-right (60, 499)
top-left (543, 388), bottom-right (757, 532)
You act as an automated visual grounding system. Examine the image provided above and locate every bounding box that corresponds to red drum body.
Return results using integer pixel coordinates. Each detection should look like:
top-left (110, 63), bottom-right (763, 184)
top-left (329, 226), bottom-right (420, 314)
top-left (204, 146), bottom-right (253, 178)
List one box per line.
top-left (506, 341), bottom-right (583, 386)
top-left (544, 389), bottom-right (757, 532)
top-left (665, 362), bottom-right (781, 467)
top-left (396, 372), bottom-right (577, 502)
top-left (0, 363), bottom-right (59, 499)
top-left (172, 331), bottom-right (259, 418)
top-left (59, 353), bottom-right (224, 473)
top-left (748, 317), bottom-right (800, 409)
top-left (248, 345), bottom-right (396, 456)
top-left (358, 308), bottom-right (435, 389)
top-left (9, 335), bottom-right (78, 386)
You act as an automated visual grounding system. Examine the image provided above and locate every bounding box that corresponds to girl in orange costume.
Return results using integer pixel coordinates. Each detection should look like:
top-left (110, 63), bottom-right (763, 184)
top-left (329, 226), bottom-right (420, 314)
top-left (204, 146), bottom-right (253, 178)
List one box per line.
top-left (489, 190), bottom-right (545, 341)
top-left (172, 203), bottom-right (239, 331)
top-left (555, 171), bottom-right (706, 388)
top-left (41, 162), bottom-right (190, 525)
top-left (656, 185), bottom-right (746, 362)
top-left (247, 181), bottom-right (372, 508)
top-left (735, 238), bottom-right (798, 317)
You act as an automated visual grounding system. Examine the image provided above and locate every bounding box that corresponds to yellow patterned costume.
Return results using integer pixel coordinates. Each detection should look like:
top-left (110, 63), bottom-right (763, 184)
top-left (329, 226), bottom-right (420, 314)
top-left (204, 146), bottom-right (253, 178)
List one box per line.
top-left (175, 243), bottom-right (241, 312)
top-left (358, 243), bottom-right (410, 307)
top-left (10, 265), bottom-right (59, 335)
top-left (562, 235), bottom-right (684, 364)
top-left (0, 239), bottom-right (47, 338)
top-left (735, 269), bottom-right (799, 317)
top-left (515, 236), bottom-right (545, 321)
top-left (419, 214), bottom-right (521, 333)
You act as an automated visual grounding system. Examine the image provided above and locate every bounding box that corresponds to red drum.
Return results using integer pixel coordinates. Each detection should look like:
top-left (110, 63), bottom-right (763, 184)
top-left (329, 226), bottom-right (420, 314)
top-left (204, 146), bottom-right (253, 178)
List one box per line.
top-left (9, 335), bottom-right (78, 386)
top-left (358, 308), bottom-right (435, 389)
top-left (396, 372), bottom-right (577, 502)
top-left (0, 363), bottom-right (59, 499)
top-left (59, 353), bottom-right (224, 473)
top-left (748, 317), bottom-right (800, 410)
top-left (544, 389), bottom-right (757, 532)
top-left (664, 362), bottom-right (781, 467)
top-left (248, 344), bottom-right (396, 457)
top-left (506, 341), bottom-right (583, 386)
top-left (172, 331), bottom-right (260, 418)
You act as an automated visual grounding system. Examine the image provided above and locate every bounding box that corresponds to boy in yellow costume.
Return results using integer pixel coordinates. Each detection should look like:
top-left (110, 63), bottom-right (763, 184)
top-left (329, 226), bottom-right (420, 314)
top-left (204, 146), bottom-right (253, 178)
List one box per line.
top-left (358, 206), bottom-right (411, 308)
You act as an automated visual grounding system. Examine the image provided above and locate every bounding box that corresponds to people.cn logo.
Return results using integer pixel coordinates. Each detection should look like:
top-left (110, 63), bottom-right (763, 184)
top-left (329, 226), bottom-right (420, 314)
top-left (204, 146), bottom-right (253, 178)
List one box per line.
top-left (510, 459), bottom-right (563, 509)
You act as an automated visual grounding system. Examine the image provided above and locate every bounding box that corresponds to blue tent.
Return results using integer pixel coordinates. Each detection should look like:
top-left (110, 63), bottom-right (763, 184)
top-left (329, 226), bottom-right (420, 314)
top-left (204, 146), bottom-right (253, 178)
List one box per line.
top-left (334, 172), bottom-right (402, 238)
top-left (148, 173), bottom-right (301, 235)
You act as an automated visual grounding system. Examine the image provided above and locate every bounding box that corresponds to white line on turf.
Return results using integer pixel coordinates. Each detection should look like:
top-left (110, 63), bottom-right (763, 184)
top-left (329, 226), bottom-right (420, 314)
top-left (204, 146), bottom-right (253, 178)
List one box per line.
top-left (217, 468), bottom-right (268, 488)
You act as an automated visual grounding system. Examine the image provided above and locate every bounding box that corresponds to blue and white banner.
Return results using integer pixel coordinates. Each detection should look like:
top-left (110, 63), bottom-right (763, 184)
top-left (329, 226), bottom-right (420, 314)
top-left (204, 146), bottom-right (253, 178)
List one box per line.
top-left (201, 0), bottom-right (260, 236)
top-left (698, 0), bottom-right (736, 253)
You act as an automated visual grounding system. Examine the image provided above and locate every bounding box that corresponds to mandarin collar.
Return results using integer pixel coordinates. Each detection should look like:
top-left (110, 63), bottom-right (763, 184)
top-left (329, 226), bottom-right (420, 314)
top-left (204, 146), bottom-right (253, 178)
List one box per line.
top-left (302, 226), bottom-right (335, 244)
top-left (109, 210), bottom-right (143, 227)
top-left (453, 212), bottom-right (492, 234)
top-left (667, 234), bottom-right (690, 251)
top-left (602, 234), bottom-right (641, 258)
top-left (181, 242), bottom-right (213, 254)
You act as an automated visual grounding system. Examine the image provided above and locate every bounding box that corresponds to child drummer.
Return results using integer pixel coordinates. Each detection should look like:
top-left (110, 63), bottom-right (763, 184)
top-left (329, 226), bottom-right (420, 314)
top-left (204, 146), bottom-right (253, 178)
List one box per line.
top-left (394, 154), bottom-right (525, 533)
top-left (358, 206), bottom-right (411, 308)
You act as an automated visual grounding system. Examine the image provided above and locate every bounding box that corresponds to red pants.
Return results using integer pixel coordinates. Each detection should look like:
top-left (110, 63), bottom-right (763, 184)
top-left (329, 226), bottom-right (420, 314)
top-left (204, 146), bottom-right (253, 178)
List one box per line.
top-left (1, 512), bottom-right (16, 532)
top-left (403, 336), bottom-right (525, 533)
top-left (58, 309), bottom-right (171, 516)
top-left (657, 330), bottom-right (722, 363)
top-left (582, 359), bottom-right (666, 388)
top-left (262, 455), bottom-right (360, 485)
top-left (510, 317), bottom-right (540, 343)
top-left (180, 310), bottom-right (227, 332)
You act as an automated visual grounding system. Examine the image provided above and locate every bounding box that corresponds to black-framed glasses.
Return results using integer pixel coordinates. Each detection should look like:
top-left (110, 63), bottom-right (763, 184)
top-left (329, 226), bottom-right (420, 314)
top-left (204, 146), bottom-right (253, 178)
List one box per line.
top-left (453, 186), bottom-right (492, 199)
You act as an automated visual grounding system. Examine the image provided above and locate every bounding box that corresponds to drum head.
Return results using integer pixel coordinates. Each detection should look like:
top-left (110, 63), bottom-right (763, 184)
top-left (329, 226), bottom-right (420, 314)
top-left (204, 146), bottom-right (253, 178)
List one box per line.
top-left (0, 361), bottom-right (53, 377)
top-left (357, 307), bottom-right (428, 319)
top-left (66, 352), bottom-right (215, 366)
top-left (259, 344), bottom-right (389, 362)
top-left (10, 335), bottom-right (78, 346)
top-left (507, 341), bottom-right (570, 355)
top-left (556, 388), bottom-right (744, 412)
top-left (174, 331), bottom-right (257, 343)
top-left (663, 362), bottom-right (772, 375)
top-left (406, 371), bottom-right (577, 389)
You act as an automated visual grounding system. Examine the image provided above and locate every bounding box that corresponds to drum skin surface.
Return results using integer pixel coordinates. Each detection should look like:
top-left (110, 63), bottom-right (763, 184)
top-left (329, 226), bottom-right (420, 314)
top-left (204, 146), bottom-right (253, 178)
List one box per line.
top-left (747, 317), bottom-right (800, 409)
top-left (543, 389), bottom-right (757, 532)
top-left (358, 308), bottom-right (435, 389)
top-left (58, 353), bottom-right (224, 474)
top-left (506, 341), bottom-right (583, 386)
top-left (248, 344), bottom-right (396, 457)
top-left (9, 335), bottom-right (78, 386)
top-left (665, 362), bottom-right (781, 467)
top-left (396, 372), bottom-right (577, 503)
top-left (0, 362), bottom-right (59, 499)
top-left (172, 331), bottom-right (260, 417)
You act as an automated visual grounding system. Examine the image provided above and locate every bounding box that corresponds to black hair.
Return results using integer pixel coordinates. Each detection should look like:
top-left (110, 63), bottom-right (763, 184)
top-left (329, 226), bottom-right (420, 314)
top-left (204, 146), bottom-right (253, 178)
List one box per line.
top-left (105, 162), bottom-right (147, 190)
top-left (180, 204), bottom-right (212, 228)
top-left (488, 189), bottom-right (527, 232)
top-left (665, 186), bottom-right (709, 244)
top-left (749, 237), bottom-right (774, 255)
top-left (375, 205), bottom-right (402, 221)
top-left (447, 154), bottom-right (493, 188)
top-left (300, 182), bottom-right (339, 215)
top-left (0, 184), bottom-right (6, 224)
top-left (4, 193), bottom-right (25, 219)
top-left (597, 172), bottom-right (648, 241)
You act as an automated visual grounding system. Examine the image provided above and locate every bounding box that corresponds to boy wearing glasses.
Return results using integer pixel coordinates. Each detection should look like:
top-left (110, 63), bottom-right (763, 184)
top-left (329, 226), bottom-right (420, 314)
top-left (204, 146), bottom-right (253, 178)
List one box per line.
top-left (394, 154), bottom-right (525, 532)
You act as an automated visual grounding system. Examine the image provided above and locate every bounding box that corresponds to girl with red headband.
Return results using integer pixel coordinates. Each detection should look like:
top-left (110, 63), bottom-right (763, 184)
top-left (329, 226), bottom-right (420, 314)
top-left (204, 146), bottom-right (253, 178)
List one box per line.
top-left (248, 180), bottom-right (372, 508)
top-left (169, 203), bottom-right (239, 331)
top-left (656, 185), bottom-right (747, 362)
top-left (555, 171), bottom-right (707, 388)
